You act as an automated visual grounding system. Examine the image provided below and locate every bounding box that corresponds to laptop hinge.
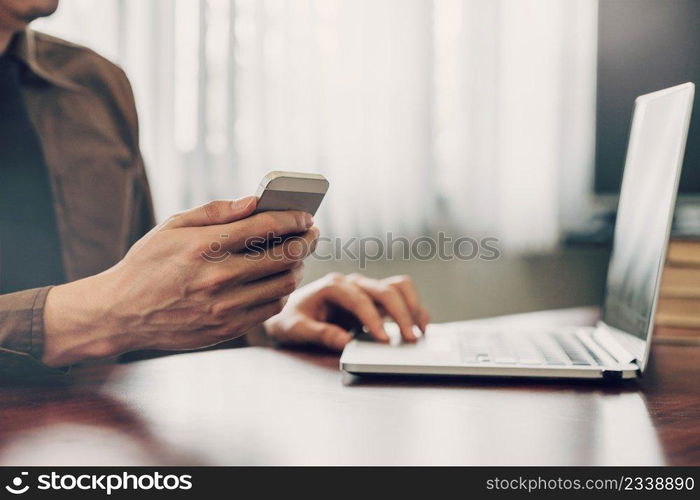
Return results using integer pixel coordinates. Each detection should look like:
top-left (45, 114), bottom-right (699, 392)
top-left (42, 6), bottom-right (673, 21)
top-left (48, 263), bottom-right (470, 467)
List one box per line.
top-left (591, 322), bottom-right (638, 366)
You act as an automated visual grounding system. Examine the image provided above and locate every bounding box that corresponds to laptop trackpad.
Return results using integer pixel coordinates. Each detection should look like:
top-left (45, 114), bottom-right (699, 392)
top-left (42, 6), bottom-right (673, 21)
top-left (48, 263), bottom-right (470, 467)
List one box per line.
top-left (344, 325), bottom-right (461, 366)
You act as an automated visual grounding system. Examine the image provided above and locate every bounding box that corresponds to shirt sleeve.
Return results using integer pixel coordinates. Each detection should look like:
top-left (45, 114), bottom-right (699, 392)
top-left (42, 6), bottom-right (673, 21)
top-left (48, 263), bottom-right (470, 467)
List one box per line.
top-left (0, 286), bottom-right (64, 375)
top-left (127, 152), bottom-right (156, 246)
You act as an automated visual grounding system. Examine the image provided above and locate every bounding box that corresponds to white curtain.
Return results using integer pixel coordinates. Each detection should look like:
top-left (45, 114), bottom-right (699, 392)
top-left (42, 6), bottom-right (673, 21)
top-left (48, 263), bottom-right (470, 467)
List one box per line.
top-left (35, 0), bottom-right (598, 253)
top-left (434, 0), bottom-right (598, 250)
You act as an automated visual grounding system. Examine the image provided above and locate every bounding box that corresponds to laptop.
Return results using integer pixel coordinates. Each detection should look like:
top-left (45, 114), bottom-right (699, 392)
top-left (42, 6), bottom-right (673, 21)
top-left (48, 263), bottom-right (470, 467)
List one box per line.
top-left (341, 82), bottom-right (695, 381)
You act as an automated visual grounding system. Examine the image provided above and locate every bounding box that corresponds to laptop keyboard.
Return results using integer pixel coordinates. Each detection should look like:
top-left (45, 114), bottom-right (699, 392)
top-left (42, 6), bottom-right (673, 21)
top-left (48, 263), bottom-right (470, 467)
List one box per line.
top-left (457, 331), bottom-right (597, 366)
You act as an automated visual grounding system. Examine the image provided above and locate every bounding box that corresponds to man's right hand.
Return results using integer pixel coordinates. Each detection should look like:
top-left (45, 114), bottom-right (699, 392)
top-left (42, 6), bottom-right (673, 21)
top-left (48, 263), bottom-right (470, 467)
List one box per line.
top-left (41, 196), bottom-right (318, 367)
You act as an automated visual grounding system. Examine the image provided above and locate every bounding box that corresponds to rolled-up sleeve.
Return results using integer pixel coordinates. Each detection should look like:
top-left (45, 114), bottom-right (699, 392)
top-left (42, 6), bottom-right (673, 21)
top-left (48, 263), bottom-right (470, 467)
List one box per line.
top-left (0, 286), bottom-right (56, 374)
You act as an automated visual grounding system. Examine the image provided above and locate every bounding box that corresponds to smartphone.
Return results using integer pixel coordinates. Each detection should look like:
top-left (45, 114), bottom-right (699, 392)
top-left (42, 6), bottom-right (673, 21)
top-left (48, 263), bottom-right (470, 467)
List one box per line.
top-left (253, 171), bottom-right (329, 215)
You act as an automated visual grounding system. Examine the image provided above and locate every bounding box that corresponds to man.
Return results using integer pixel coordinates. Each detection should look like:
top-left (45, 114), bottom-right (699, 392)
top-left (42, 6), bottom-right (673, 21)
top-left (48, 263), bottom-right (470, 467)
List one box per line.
top-left (0, 0), bottom-right (430, 373)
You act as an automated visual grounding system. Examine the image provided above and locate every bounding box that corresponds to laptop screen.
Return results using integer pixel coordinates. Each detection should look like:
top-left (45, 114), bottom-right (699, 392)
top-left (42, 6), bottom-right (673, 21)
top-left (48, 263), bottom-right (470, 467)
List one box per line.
top-left (601, 83), bottom-right (694, 368)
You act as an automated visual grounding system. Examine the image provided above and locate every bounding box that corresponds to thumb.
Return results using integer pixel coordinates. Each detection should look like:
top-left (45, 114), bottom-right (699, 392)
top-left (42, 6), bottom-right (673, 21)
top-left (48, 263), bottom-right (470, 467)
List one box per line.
top-left (292, 318), bottom-right (353, 351)
top-left (164, 196), bottom-right (257, 229)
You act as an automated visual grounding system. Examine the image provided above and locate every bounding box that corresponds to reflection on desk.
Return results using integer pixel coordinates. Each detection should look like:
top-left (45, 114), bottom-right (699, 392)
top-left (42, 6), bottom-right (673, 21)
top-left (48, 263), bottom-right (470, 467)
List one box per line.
top-left (0, 308), bottom-right (699, 465)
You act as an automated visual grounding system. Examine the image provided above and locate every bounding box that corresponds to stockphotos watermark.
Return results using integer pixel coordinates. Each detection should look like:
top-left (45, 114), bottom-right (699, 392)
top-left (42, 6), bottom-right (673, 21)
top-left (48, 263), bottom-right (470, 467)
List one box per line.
top-left (200, 232), bottom-right (501, 268)
top-left (4, 470), bottom-right (192, 495)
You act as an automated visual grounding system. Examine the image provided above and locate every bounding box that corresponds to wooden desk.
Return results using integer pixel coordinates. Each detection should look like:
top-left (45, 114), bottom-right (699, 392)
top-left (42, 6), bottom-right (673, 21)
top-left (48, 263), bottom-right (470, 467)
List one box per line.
top-left (1, 308), bottom-right (699, 466)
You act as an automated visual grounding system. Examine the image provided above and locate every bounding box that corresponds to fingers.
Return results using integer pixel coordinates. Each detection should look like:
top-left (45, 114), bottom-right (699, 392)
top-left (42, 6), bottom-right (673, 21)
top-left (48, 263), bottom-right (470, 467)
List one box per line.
top-left (383, 275), bottom-right (431, 332)
top-left (215, 265), bottom-right (304, 311)
top-left (240, 297), bottom-right (290, 331)
top-left (233, 226), bottom-right (320, 282)
top-left (347, 274), bottom-right (418, 341)
top-left (291, 318), bottom-right (353, 351)
top-left (320, 275), bottom-right (389, 342)
top-left (164, 197), bottom-right (258, 229)
top-left (215, 210), bottom-right (315, 253)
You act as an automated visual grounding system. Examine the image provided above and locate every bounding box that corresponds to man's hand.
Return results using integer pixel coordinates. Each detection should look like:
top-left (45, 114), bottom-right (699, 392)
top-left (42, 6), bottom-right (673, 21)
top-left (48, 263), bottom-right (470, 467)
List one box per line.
top-left (42, 196), bottom-right (319, 367)
top-left (263, 273), bottom-right (430, 351)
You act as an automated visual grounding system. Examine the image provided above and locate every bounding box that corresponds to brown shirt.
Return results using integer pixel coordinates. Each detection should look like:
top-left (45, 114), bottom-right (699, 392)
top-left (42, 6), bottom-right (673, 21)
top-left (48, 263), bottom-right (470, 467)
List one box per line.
top-left (0, 30), bottom-right (155, 373)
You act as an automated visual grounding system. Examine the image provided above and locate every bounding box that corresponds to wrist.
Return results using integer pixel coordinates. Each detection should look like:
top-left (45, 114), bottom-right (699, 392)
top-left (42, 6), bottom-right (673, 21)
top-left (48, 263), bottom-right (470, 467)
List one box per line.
top-left (42, 271), bottom-right (133, 367)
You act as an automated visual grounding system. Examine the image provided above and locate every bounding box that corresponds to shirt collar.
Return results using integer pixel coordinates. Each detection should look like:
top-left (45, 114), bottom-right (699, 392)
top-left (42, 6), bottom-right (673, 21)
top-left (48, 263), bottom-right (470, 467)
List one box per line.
top-left (8, 29), bottom-right (82, 91)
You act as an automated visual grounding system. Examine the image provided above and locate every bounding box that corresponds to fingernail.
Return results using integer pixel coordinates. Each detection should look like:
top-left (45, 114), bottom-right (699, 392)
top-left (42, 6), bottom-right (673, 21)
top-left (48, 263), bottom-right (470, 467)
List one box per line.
top-left (304, 213), bottom-right (314, 228)
top-left (287, 239), bottom-right (304, 258)
top-left (232, 196), bottom-right (255, 211)
top-left (412, 314), bottom-right (424, 333)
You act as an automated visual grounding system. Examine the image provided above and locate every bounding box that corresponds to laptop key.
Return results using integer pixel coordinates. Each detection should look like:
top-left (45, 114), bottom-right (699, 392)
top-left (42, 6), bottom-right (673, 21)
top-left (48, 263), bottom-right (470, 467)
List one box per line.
top-left (537, 351), bottom-right (567, 365)
top-left (489, 335), bottom-right (517, 364)
top-left (530, 335), bottom-right (568, 366)
top-left (494, 356), bottom-right (516, 364)
top-left (540, 354), bottom-right (567, 366)
top-left (518, 358), bottom-right (543, 365)
top-left (459, 334), bottom-right (492, 364)
top-left (462, 351), bottom-right (488, 363)
top-left (553, 334), bottom-right (593, 366)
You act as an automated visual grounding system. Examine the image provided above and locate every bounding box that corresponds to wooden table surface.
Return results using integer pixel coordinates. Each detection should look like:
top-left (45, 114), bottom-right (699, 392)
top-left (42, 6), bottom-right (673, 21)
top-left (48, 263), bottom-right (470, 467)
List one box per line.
top-left (1, 308), bottom-right (699, 466)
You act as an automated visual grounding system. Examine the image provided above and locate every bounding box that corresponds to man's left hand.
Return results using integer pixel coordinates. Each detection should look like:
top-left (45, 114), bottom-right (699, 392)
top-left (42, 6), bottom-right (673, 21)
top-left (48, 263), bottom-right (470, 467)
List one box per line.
top-left (263, 273), bottom-right (430, 351)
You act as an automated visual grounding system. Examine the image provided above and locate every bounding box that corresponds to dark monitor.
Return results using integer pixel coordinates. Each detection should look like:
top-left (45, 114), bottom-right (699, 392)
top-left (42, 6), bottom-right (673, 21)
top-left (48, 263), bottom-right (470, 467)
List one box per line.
top-left (595, 0), bottom-right (700, 194)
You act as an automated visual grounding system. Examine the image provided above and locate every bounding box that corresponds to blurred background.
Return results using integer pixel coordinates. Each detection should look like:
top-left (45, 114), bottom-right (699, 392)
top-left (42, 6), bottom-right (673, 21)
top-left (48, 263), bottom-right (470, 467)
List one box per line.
top-left (34, 0), bottom-right (700, 321)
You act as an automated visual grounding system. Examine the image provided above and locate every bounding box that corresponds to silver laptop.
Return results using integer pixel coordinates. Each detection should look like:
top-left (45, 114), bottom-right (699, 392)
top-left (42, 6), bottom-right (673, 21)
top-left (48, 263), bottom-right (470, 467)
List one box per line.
top-left (341, 82), bottom-right (695, 381)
